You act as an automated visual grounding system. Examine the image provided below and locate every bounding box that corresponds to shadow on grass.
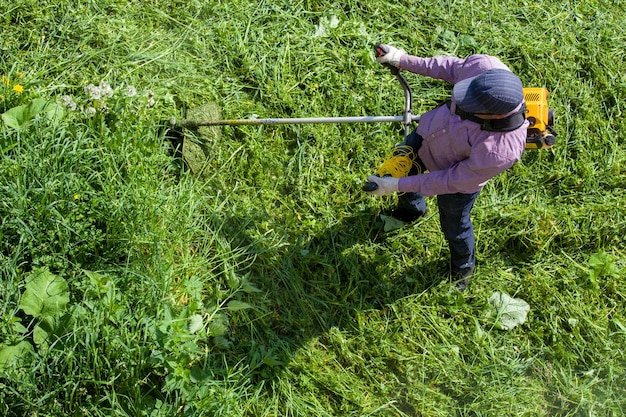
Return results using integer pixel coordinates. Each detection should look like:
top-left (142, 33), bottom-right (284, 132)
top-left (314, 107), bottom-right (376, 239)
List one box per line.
top-left (216, 205), bottom-right (451, 405)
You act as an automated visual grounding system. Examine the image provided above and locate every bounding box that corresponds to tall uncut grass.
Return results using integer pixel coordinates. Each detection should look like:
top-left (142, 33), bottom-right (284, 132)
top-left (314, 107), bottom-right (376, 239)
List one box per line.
top-left (1, 1), bottom-right (625, 416)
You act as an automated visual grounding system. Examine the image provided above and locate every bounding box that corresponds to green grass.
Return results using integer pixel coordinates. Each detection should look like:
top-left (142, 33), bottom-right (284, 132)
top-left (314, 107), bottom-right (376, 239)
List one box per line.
top-left (1, 0), bottom-right (625, 416)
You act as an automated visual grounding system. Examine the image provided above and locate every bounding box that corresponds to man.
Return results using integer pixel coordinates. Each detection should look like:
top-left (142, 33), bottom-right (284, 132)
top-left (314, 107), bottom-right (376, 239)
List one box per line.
top-left (366, 44), bottom-right (528, 291)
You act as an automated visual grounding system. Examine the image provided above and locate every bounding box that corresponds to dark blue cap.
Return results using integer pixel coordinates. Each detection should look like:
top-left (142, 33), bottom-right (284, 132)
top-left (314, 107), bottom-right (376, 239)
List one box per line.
top-left (453, 69), bottom-right (524, 115)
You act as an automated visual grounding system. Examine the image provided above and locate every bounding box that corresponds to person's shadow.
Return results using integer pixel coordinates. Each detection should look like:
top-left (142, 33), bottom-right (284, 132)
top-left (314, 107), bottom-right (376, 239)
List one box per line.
top-left (211, 201), bottom-right (449, 413)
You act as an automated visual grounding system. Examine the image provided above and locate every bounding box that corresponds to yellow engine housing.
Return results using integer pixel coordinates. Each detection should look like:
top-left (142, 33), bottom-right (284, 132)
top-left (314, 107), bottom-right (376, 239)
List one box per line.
top-left (524, 87), bottom-right (555, 149)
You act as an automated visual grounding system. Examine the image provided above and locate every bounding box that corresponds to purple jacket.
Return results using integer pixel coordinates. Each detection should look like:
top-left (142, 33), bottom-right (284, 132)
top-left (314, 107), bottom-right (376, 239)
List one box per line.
top-left (396, 54), bottom-right (528, 196)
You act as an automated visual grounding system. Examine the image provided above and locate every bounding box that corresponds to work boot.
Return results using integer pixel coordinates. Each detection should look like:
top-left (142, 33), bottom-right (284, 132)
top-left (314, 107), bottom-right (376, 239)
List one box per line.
top-left (391, 192), bottom-right (427, 223)
top-left (452, 267), bottom-right (474, 292)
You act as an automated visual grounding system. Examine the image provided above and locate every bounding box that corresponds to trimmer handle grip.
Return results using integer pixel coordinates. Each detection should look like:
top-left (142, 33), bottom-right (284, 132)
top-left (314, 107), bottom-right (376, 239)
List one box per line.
top-left (373, 43), bottom-right (389, 58)
top-left (362, 181), bottom-right (379, 192)
top-left (373, 43), bottom-right (399, 74)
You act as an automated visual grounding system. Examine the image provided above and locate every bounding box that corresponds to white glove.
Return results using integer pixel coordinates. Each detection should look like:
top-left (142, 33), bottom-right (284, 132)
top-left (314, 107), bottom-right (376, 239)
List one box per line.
top-left (375, 44), bottom-right (406, 67)
top-left (366, 176), bottom-right (399, 195)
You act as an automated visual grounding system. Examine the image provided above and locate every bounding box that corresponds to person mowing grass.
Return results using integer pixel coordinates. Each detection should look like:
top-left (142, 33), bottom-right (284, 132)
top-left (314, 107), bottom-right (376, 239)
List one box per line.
top-left (366, 44), bottom-right (528, 291)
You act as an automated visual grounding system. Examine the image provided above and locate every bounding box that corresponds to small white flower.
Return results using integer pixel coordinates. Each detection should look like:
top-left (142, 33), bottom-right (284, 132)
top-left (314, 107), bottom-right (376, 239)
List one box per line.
top-left (99, 81), bottom-right (114, 98)
top-left (61, 95), bottom-right (77, 110)
top-left (125, 85), bottom-right (137, 97)
top-left (85, 84), bottom-right (101, 100)
top-left (146, 97), bottom-right (155, 108)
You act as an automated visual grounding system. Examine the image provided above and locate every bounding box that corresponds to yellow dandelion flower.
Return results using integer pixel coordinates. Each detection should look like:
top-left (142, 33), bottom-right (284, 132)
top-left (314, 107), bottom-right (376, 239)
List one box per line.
top-left (18, 72), bottom-right (23, 78)
top-left (13, 84), bottom-right (23, 94)
top-left (74, 194), bottom-right (80, 200)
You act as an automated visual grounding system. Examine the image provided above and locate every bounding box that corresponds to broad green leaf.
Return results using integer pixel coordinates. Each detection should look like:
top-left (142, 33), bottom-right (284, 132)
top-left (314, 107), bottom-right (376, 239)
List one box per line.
top-left (19, 268), bottom-right (70, 318)
top-left (84, 270), bottom-right (113, 293)
top-left (589, 252), bottom-right (619, 279)
top-left (1, 99), bottom-right (64, 130)
top-left (0, 341), bottom-right (34, 371)
top-left (41, 99), bottom-right (65, 122)
top-left (242, 281), bottom-right (262, 294)
top-left (380, 214), bottom-right (406, 232)
top-left (182, 340), bottom-right (203, 356)
top-left (25, 98), bottom-right (52, 120)
top-left (313, 15), bottom-right (340, 37)
top-left (33, 313), bottom-right (73, 348)
top-left (226, 271), bottom-right (241, 289)
top-left (11, 317), bottom-right (28, 334)
top-left (226, 300), bottom-right (254, 311)
top-left (1, 104), bottom-right (28, 129)
top-left (188, 314), bottom-right (204, 334)
top-left (213, 336), bottom-right (232, 350)
top-left (207, 313), bottom-right (229, 337)
top-left (488, 292), bottom-right (530, 331)
top-left (33, 318), bottom-right (54, 347)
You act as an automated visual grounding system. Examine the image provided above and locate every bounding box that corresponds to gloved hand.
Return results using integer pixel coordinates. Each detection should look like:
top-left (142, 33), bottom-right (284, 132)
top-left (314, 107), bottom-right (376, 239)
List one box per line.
top-left (365, 175), bottom-right (399, 195)
top-left (375, 44), bottom-right (406, 67)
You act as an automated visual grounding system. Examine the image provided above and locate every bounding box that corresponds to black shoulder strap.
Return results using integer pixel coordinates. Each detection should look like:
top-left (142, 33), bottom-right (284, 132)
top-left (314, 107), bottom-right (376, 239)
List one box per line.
top-left (445, 99), bottom-right (526, 132)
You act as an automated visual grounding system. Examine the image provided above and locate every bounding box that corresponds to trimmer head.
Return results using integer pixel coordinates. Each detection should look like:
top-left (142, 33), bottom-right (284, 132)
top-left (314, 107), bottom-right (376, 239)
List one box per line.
top-left (164, 102), bottom-right (222, 175)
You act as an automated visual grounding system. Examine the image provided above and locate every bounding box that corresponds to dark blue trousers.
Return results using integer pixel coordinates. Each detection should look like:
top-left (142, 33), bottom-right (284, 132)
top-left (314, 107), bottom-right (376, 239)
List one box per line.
top-left (436, 191), bottom-right (479, 274)
top-left (400, 131), bottom-right (479, 275)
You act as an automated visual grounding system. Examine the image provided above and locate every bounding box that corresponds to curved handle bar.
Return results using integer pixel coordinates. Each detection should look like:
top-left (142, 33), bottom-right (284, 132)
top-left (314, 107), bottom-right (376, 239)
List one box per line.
top-left (364, 44), bottom-right (416, 192)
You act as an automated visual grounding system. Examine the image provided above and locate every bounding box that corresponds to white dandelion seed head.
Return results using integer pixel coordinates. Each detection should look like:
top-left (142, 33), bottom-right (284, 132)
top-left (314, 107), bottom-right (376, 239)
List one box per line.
top-left (125, 85), bottom-right (137, 97)
top-left (86, 106), bottom-right (97, 116)
top-left (61, 95), bottom-right (77, 110)
top-left (85, 84), bottom-right (101, 100)
top-left (99, 81), bottom-right (114, 98)
top-left (146, 97), bottom-right (155, 108)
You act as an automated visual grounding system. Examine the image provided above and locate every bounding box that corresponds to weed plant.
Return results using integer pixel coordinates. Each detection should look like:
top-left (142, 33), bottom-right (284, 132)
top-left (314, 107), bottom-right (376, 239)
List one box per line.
top-left (1, 0), bottom-right (625, 416)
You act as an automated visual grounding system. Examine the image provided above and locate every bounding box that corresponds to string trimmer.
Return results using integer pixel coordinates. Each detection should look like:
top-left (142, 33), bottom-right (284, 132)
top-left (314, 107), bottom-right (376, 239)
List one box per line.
top-left (174, 44), bottom-right (556, 180)
top-left (178, 47), bottom-right (419, 137)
